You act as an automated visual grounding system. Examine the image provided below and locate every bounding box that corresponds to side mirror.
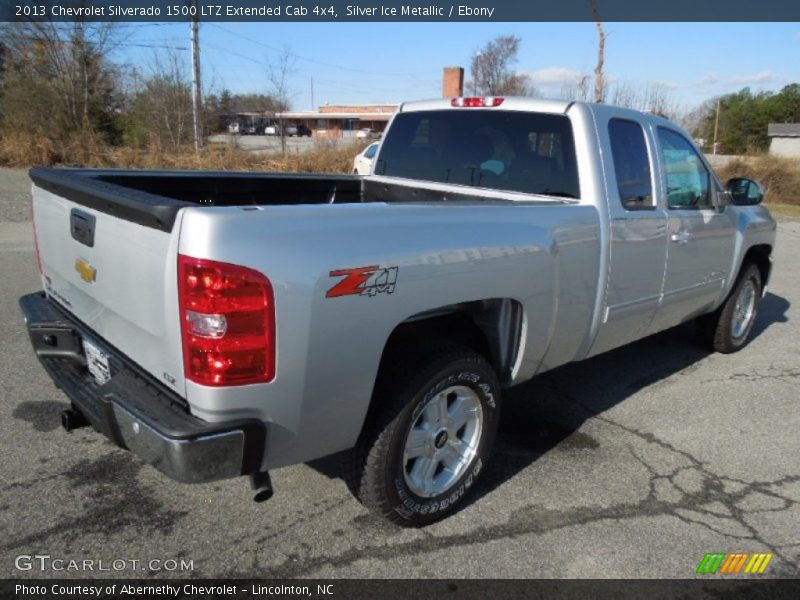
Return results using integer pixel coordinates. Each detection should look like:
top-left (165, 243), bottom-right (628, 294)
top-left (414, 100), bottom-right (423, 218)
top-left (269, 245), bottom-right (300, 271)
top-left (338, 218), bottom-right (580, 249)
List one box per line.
top-left (726, 178), bottom-right (764, 206)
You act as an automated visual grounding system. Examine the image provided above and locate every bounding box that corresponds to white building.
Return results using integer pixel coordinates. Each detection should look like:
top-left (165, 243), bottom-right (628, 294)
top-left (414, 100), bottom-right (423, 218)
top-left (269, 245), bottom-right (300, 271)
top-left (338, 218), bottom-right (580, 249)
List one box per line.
top-left (768, 123), bottom-right (800, 158)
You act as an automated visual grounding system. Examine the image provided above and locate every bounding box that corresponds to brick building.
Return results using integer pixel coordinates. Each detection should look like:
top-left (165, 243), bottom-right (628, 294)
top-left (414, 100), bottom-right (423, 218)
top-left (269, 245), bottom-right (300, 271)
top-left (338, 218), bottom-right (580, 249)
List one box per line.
top-left (223, 67), bottom-right (466, 137)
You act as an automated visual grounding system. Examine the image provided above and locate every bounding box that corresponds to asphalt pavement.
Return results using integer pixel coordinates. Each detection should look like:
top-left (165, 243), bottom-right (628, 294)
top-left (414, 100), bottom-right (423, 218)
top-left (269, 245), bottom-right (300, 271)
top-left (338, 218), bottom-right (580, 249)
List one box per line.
top-left (0, 167), bottom-right (798, 579)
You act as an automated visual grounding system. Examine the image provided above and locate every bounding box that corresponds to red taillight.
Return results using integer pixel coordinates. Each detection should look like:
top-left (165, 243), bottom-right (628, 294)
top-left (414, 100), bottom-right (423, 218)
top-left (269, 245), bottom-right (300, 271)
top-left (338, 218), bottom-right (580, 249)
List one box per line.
top-left (451, 96), bottom-right (505, 108)
top-left (178, 254), bottom-right (275, 386)
top-left (30, 196), bottom-right (44, 275)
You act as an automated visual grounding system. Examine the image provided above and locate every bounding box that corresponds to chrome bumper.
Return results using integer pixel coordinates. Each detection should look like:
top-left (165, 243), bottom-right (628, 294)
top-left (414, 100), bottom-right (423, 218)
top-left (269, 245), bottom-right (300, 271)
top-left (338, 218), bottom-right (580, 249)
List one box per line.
top-left (19, 292), bottom-right (265, 483)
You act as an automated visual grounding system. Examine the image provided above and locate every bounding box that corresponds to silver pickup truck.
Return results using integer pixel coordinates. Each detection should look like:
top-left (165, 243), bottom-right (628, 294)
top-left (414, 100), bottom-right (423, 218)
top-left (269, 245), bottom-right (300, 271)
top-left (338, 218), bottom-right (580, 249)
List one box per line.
top-left (21, 97), bottom-right (776, 526)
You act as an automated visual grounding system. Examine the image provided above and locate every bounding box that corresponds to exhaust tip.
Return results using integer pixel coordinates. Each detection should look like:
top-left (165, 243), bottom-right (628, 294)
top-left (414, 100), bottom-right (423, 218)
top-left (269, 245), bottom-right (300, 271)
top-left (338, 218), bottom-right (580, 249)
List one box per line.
top-left (250, 471), bottom-right (273, 503)
top-left (61, 408), bottom-right (89, 432)
top-left (253, 488), bottom-right (274, 503)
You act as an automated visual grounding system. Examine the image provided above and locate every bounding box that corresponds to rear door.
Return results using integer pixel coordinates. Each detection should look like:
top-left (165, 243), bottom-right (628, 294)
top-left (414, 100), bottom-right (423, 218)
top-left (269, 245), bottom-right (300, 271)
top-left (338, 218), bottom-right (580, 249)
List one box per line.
top-left (32, 184), bottom-right (186, 396)
top-left (589, 115), bottom-right (669, 356)
top-left (649, 127), bottom-right (736, 331)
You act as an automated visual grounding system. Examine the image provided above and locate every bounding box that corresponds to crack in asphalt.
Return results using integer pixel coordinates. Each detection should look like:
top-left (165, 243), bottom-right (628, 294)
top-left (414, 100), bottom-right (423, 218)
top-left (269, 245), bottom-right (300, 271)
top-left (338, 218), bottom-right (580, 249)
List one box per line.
top-left (700, 363), bottom-right (800, 384)
top-left (239, 388), bottom-right (799, 578)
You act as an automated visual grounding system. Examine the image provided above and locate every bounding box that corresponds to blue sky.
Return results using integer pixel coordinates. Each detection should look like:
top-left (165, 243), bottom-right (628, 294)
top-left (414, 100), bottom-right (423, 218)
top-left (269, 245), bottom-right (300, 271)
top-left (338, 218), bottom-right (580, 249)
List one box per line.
top-left (115, 22), bottom-right (800, 111)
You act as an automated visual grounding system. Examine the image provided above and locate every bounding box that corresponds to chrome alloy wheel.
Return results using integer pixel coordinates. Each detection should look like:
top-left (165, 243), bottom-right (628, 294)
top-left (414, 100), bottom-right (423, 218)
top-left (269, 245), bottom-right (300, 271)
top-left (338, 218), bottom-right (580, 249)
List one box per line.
top-left (402, 385), bottom-right (483, 498)
top-left (731, 279), bottom-right (757, 339)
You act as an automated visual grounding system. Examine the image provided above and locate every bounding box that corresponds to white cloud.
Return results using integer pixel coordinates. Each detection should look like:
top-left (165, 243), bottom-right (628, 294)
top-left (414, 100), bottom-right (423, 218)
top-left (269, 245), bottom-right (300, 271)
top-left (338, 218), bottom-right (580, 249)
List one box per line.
top-left (697, 74), bottom-right (720, 86)
top-left (696, 71), bottom-right (783, 88)
top-left (523, 66), bottom-right (586, 89)
top-left (730, 70), bottom-right (780, 85)
top-left (654, 80), bottom-right (680, 90)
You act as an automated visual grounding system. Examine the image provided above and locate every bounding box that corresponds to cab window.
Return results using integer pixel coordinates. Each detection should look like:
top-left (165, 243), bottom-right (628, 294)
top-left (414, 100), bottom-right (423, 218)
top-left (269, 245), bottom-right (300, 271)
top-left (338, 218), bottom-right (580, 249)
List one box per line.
top-left (375, 110), bottom-right (580, 199)
top-left (608, 119), bottom-right (654, 209)
top-left (657, 128), bottom-right (712, 209)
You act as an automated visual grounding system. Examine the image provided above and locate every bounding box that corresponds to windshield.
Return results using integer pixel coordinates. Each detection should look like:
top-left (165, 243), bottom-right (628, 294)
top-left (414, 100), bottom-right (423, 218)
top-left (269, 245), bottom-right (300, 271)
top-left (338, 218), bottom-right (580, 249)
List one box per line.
top-left (375, 110), bottom-right (580, 199)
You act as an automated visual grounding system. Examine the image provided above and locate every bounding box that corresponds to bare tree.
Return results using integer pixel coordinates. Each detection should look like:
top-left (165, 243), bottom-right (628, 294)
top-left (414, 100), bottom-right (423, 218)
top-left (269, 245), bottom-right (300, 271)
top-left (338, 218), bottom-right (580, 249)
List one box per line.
top-left (559, 73), bottom-right (591, 102)
top-left (265, 46), bottom-right (295, 156)
top-left (610, 81), bottom-right (640, 109)
top-left (0, 20), bottom-right (121, 141)
top-left (609, 80), bottom-right (680, 118)
top-left (126, 51), bottom-right (193, 148)
top-left (589, 0), bottom-right (606, 103)
top-left (469, 35), bottom-right (536, 96)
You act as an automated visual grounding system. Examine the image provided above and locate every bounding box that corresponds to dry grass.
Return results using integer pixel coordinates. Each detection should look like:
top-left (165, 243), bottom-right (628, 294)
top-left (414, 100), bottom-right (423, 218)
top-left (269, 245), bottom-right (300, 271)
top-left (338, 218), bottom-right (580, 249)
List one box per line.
top-left (0, 131), bottom-right (363, 174)
top-left (716, 156), bottom-right (800, 206)
top-left (765, 203), bottom-right (800, 221)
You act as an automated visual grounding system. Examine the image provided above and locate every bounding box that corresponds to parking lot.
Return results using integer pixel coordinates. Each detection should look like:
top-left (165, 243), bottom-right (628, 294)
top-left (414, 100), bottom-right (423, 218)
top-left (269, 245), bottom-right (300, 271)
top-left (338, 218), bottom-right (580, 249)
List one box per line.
top-left (0, 166), bottom-right (798, 579)
top-left (207, 134), bottom-right (364, 155)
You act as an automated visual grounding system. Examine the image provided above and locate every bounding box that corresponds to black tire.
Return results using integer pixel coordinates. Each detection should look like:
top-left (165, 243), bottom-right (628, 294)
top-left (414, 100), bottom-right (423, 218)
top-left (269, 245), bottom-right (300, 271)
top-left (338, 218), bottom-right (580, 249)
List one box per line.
top-left (341, 342), bottom-right (501, 526)
top-left (698, 263), bottom-right (762, 353)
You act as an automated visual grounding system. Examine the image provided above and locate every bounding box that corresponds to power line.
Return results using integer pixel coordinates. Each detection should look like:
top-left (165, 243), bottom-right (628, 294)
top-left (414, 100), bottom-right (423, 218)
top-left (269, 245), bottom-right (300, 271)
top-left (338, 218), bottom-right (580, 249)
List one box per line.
top-left (209, 23), bottom-right (419, 78)
top-left (202, 42), bottom-right (434, 96)
top-left (7, 32), bottom-right (188, 51)
top-left (203, 42), bottom-right (264, 65)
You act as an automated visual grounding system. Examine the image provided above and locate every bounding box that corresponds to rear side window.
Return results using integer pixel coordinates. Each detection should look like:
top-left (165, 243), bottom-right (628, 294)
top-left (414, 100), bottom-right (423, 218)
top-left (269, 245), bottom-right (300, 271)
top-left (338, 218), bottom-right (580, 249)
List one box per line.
top-left (608, 119), bottom-right (653, 210)
top-left (375, 110), bottom-right (580, 199)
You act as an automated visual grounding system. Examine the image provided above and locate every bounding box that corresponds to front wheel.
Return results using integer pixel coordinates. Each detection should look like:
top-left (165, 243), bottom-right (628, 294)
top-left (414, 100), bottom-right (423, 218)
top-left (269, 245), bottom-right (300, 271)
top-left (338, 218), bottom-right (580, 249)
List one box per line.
top-left (699, 263), bottom-right (762, 353)
top-left (342, 343), bottom-right (501, 526)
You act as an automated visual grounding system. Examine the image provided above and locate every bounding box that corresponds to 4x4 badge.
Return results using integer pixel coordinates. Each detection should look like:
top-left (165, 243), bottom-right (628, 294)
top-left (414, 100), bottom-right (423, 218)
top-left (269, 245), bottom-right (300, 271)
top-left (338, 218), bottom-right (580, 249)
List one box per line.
top-left (326, 265), bottom-right (398, 298)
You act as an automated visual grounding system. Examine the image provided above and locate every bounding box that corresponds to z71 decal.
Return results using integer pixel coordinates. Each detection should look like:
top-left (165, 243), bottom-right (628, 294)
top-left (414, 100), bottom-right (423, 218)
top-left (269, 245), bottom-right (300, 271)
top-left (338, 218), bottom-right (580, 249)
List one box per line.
top-left (326, 265), bottom-right (399, 298)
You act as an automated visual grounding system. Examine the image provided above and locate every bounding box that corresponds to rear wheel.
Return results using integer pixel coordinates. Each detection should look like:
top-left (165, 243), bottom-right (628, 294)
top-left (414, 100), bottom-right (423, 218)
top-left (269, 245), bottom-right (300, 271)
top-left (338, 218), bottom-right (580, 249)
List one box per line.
top-left (342, 343), bottom-right (501, 526)
top-left (699, 263), bottom-right (762, 353)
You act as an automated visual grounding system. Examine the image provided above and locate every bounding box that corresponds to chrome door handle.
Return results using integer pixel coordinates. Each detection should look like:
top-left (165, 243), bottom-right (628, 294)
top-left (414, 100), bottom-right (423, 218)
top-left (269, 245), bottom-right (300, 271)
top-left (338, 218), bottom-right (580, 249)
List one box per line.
top-left (670, 231), bottom-right (692, 245)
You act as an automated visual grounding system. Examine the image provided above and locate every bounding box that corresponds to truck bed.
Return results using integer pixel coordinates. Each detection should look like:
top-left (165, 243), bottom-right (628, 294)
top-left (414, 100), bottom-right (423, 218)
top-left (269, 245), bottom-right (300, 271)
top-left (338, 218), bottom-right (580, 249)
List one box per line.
top-left (29, 167), bottom-right (365, 232)
top-left (30, 167), bottom-right (574, 233)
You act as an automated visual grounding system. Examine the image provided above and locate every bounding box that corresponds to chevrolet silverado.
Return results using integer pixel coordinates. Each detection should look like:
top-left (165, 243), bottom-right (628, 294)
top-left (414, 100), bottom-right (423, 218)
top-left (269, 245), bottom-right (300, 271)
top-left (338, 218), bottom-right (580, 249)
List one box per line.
top-left (20, 97), bottom-right (776, 525)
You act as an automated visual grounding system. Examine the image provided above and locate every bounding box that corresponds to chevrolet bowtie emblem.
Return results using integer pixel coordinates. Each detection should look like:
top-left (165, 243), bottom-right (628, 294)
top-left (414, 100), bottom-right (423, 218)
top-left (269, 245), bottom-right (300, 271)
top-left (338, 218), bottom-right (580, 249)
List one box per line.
top-left (75, 258), bottom-right (97, 283)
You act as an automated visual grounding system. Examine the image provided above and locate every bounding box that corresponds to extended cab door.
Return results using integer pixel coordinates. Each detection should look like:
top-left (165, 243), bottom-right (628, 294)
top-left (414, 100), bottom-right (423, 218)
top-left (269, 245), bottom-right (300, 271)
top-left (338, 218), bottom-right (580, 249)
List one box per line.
top-left (589, 115), bottom-right (669, 356)
top-left (649, 127), bottom-right (736, 331)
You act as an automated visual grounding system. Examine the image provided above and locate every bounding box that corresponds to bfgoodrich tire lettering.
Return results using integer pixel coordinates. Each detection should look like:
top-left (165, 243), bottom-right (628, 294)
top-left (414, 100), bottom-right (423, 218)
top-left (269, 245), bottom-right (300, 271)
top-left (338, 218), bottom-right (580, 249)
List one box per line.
top-left (342, 343), bottom-right (501, 526)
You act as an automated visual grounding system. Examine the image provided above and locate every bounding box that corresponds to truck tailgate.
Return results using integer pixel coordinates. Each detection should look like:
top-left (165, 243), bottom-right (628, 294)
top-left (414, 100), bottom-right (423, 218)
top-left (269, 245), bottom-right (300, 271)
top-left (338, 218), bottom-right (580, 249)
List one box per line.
top-left (31, 183), bottom-right (186, 397)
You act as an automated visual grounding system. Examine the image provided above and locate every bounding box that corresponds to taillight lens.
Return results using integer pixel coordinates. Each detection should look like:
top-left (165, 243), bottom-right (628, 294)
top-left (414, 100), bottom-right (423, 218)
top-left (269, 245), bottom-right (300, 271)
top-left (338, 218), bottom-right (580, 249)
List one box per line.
top-left (178, 255), bottom-right (275, 386)
top-left (451, 96), bottom-right (505, 108)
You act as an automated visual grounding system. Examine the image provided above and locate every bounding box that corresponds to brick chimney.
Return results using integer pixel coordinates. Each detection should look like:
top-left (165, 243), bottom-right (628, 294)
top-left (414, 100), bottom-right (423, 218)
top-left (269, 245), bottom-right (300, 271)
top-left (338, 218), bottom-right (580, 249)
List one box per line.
top-left (443, 67), bottom-right (464, 98)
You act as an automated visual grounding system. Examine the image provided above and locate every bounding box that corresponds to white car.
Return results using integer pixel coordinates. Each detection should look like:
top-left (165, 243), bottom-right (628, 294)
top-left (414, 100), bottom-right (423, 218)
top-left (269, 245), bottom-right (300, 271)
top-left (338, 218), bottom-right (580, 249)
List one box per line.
top-left (353, 142), bottom-right (380, 175)
top-left (355, 128), bottom-right (380, 139)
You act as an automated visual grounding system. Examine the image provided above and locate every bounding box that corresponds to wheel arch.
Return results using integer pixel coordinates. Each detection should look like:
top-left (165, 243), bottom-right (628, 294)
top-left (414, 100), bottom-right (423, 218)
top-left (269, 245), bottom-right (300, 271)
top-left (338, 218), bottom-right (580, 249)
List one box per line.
top-left (375, 298), bottom-right (525, 389)
top-left (741, 244), bottom-right (772, 291)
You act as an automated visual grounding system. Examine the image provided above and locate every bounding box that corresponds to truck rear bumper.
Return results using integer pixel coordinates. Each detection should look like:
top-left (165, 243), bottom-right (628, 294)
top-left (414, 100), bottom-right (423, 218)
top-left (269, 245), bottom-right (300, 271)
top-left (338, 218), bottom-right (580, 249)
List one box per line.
top-left (19, 292), bottom-right (266, 484)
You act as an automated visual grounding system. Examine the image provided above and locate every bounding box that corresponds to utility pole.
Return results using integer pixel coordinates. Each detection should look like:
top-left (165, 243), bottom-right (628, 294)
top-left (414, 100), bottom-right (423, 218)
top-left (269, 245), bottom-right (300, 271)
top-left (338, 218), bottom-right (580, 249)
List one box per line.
top-left (473, 52), bottom-right (480, 95)
top-left (590, 0), bottom-right (606, 104)
top-left (310, 76), bottom-right (314, 110)
top-left (712, 99), bottom-right (721, 155)
top-left (190, 0), bottom-right (203, 150)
